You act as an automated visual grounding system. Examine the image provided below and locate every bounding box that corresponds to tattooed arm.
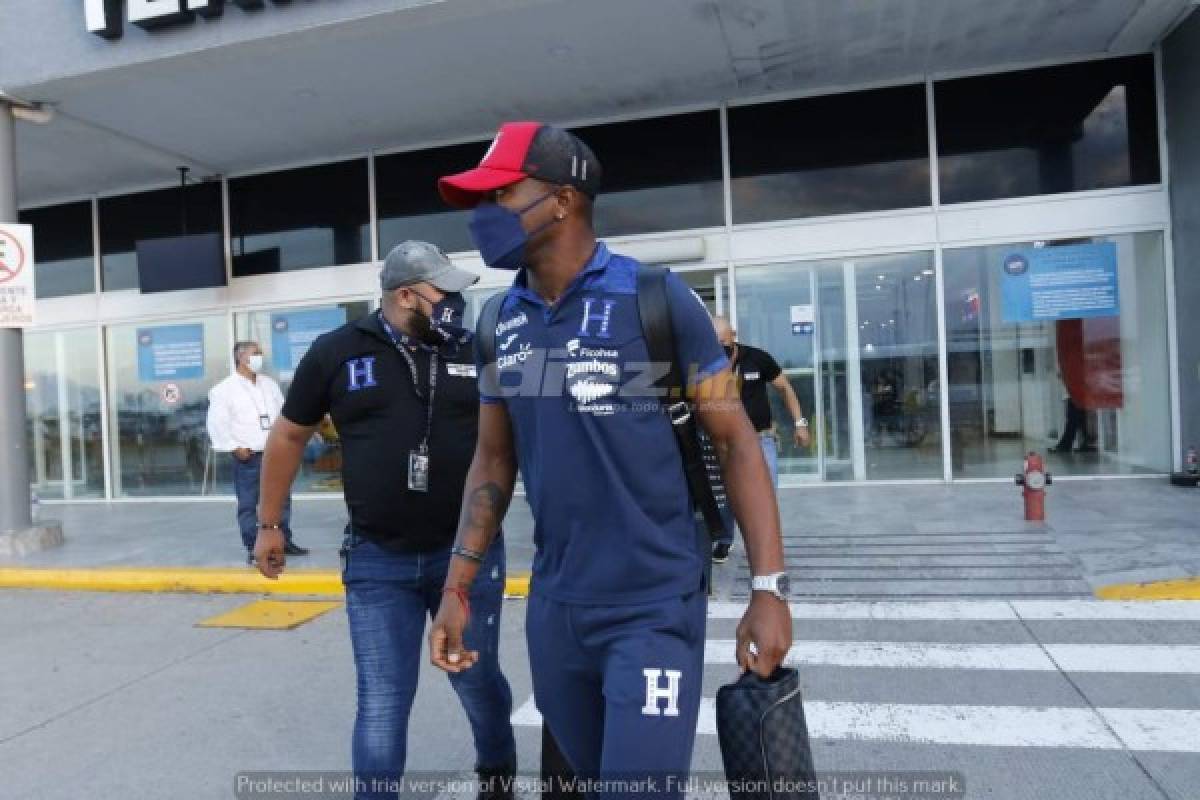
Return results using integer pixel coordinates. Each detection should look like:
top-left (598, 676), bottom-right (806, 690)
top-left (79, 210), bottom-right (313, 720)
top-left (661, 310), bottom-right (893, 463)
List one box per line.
top-left (429, 403), bottom-right (518, 673)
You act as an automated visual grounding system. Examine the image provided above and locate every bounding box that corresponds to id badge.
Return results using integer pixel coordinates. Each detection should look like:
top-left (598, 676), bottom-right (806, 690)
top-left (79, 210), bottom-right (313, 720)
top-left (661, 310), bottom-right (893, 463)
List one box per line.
top-left (258, 414), bottom-right (271, 431)
top-left (408, 448), bottom-right (430, 492)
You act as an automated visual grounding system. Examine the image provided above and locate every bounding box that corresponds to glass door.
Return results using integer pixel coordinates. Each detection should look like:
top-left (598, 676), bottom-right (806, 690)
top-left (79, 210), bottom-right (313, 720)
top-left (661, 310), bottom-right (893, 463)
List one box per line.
top-left (732, 264), bottom-right (821, 482)
top-left (737, 253), bottom-right (941, 483)
top-left (23, 328), bottom-right (106, 500)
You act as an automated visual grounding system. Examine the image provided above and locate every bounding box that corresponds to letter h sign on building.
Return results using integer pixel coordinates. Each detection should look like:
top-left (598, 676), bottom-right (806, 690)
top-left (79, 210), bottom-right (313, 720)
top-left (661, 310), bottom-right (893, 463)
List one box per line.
top-left (85, 0), bottom-right (296, 40)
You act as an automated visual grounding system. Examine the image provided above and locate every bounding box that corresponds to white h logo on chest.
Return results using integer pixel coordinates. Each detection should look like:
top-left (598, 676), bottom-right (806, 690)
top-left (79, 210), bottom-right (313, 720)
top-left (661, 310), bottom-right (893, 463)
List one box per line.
top-left (641, 668), bottom-right (682, 717)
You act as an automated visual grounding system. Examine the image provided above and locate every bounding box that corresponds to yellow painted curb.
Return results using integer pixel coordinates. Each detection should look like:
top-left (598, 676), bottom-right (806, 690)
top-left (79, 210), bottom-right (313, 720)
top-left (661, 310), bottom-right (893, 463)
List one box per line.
top-left (505, 572), bottom-right (531, 598)
top-left (197, 599), bottom-right (343, 629)
top-left (0, 566), bottom-right (343, 595)
top-left (0, 566), bottom-right (534, 598)
top-left (1096, 577), bottom-right (1200, 601)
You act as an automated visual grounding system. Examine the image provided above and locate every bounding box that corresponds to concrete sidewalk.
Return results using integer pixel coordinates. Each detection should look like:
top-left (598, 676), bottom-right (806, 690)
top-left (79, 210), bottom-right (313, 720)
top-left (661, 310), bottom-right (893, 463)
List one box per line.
top-left (2, 478), bottom-right (1198, 600)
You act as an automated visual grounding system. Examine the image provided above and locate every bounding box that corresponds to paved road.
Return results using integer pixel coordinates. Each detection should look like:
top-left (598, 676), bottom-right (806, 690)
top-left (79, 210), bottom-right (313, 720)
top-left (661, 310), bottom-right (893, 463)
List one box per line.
top-left (3, 590), bottom-right (1200, 800)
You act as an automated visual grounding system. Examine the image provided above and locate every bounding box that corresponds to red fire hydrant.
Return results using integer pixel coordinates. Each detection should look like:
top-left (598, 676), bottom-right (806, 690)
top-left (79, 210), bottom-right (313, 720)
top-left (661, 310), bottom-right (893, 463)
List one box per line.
top-left (1015, 452), bottom-right (1052, 521)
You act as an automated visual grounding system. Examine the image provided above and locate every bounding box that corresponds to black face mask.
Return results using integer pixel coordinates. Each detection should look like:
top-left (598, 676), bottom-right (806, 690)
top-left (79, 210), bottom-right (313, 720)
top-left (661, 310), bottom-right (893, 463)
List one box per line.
top-left (408, 290), bottom-right (465, 345)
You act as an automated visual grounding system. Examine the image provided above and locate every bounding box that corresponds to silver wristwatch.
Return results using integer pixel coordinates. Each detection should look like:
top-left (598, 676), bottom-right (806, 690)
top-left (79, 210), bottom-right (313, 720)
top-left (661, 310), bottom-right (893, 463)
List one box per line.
top-left (751, 572), bottom-right (791, 601)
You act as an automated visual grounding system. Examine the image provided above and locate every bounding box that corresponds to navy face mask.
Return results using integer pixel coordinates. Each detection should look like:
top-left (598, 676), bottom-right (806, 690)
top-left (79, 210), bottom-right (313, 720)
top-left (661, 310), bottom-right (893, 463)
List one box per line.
top-left (469, 191), bottom-right (559, 270)
top-left (409, 290), bottom-right (466, 343)
top-left (430, 292), bottom-right (466, 327)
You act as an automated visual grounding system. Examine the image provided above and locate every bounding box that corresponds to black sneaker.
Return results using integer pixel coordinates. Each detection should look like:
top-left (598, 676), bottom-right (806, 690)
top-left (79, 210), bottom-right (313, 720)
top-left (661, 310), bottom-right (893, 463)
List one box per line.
top-left (284, 542), bottom-right (310, 556)
top-left (712, 542), bottom-right (732, 563)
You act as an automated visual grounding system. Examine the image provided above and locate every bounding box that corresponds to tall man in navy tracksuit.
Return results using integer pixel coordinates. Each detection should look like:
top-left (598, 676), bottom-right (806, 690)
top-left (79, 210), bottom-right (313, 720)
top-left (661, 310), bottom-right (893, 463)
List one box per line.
top-left (427, 122), bottom-right (792, 796)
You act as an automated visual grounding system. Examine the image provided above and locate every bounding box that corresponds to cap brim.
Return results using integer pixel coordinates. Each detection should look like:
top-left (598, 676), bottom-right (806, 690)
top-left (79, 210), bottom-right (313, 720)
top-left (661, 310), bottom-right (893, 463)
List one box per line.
top-left (438, 166), bottom-right (526, 209)
top-left (427, 263), bottom-right (480, 292)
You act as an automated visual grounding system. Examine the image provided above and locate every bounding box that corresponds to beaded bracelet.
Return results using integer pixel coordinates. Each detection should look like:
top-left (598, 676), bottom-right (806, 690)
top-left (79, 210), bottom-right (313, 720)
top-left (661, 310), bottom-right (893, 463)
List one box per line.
top-left (451, 545), bottom-right (485, 563)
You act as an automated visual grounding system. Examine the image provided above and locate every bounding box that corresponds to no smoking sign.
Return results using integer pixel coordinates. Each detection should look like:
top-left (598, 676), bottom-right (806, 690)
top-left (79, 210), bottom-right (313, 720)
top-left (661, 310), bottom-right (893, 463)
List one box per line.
top-left (0, 228), bottom-right (26, 284)
top-left (0, 224), bottom-right (35, 328)
top-left (161, 382), bottom-right (183, 406)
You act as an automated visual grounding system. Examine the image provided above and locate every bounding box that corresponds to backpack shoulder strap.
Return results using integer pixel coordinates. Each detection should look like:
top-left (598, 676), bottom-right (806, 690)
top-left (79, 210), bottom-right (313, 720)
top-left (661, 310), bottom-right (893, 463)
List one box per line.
top-left (475, 291), bottom-right (507, 366)
top-left (635, 265), bottom-right (726, 542)
top-left (635, 265), bottom-right (681, 397)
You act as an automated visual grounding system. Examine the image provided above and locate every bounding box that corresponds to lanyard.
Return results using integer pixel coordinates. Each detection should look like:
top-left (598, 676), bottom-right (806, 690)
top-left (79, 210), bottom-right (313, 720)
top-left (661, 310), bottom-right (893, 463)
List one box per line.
top-left (237, 376), bottom-right (269, 417)
top-left (379, 311), bottom-right (438, 448)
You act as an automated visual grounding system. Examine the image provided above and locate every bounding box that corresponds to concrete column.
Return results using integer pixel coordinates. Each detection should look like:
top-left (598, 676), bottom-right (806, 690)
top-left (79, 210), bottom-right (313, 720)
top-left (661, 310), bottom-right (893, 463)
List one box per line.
top-left (0, 101), bottom-right (33, 535)
top-left (0, 101), bottom-right (62, 556)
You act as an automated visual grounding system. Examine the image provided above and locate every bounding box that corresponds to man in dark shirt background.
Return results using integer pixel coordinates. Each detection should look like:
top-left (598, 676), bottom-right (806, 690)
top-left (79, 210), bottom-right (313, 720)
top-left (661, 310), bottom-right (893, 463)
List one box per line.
top-left (254, 241), bottom-right (516, 800)
top-left (711, 316), bottom-right (811, 562)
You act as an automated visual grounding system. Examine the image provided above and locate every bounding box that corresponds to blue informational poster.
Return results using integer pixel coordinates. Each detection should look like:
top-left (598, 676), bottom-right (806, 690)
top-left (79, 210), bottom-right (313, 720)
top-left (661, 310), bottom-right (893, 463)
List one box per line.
top-left (1000, 242), bottom-right (1119, 323)
top-left (136, 324), bottom-right (205, 381)
top-left (270, 307), bottom-right (347, 372)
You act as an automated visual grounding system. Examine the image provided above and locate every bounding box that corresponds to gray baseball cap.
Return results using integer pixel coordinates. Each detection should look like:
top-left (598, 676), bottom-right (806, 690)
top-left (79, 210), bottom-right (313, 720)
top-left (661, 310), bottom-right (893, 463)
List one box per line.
top-left (379, 240), bottom-right (479, 292)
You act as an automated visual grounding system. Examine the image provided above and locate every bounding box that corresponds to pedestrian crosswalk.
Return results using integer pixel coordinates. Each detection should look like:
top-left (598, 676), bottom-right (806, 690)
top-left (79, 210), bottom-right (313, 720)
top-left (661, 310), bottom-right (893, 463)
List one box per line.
top-left (510, 600), bottom-right (1200, 754)
top-left (513, 697), bottom-right (1200, 752)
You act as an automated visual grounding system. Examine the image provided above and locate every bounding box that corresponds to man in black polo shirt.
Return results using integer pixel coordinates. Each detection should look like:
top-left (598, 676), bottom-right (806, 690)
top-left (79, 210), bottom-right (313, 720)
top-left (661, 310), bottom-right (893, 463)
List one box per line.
top-left (711, 316), bottom-right (811, 562)
top-left (254, 241), bottom-right (516, 800)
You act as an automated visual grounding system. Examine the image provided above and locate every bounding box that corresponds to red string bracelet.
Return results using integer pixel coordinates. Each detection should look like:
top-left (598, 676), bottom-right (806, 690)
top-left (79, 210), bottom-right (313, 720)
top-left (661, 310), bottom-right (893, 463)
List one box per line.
top-left (442, 586), bottom-right (471, 625)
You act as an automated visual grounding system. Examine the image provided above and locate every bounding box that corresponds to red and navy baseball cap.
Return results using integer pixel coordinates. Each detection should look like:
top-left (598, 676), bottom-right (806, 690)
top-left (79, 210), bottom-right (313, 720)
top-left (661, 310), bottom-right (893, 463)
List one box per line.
top-left (438, 122), bottom-right (603, 209)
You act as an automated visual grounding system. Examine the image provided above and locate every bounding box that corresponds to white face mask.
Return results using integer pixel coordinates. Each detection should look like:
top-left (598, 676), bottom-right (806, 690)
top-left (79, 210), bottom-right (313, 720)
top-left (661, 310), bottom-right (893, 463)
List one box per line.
top-left (247, 354), bottom-right (264, 374)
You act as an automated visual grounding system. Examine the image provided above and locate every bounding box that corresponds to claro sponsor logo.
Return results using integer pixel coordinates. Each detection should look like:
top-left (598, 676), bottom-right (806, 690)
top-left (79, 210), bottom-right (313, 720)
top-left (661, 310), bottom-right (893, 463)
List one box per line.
top-left (85, 1), bottom-right (303, 40)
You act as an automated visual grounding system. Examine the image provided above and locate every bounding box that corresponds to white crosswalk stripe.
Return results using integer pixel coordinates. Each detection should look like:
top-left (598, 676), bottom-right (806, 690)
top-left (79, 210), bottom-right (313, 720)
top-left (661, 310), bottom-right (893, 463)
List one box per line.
top-left (702, 639), bottom-right (1200, 673)
top-left (511, 698), bottom-right (1200, 753)
top-left (707, 600), bottom-right (1200, 621)
top-left (512, 600), bottom-right (1200, 753)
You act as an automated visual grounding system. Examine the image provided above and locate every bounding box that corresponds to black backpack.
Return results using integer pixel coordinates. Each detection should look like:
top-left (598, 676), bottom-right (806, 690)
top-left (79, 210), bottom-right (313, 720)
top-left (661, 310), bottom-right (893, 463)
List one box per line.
top-left (474, 264), bottom-right (726, 540)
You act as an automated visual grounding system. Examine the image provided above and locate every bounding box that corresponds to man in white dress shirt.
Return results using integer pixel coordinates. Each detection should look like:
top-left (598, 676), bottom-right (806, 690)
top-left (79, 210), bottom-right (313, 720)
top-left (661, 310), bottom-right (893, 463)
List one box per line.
top-left (206, 340), bottom-right (308, 563)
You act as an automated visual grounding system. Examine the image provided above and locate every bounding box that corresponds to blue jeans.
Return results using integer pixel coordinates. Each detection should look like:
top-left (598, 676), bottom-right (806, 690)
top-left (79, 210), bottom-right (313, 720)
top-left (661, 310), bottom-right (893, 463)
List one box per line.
top-left (232, 452), bottom-right (291, 551)
top-left (342, 530), bottom-right (515, 799)
top-left (716, 431), bottom-right (779, 546)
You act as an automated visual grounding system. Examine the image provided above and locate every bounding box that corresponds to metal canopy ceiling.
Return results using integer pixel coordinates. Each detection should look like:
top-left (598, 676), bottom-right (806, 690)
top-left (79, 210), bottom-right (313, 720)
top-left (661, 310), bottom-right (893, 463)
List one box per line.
top-left (6, 0), bottom-right (1194, 208)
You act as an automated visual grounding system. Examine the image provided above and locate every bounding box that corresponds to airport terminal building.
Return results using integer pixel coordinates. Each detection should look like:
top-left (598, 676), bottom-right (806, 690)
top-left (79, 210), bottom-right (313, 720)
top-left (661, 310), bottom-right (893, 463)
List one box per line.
top-left (4, 0), bottom-right (1200, 501)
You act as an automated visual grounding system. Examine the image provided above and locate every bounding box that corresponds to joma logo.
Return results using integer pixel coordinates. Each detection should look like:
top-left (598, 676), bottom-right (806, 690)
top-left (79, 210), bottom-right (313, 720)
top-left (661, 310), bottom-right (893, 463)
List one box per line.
top-left (85, 0), bottom-right (298, 40)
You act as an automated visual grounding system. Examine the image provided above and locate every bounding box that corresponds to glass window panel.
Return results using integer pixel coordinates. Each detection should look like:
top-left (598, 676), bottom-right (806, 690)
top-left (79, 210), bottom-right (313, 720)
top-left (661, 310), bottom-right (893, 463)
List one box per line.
top-left (729, 85), bottom-right (931, 223)
top-left (233, 300), bottom-right (371, 493)
top-left (231, 159), bottom-right (370, 275)
top-left (24, 328), bottom-right (105, 499)
top-left (573, 111), bottom-right (724, 236)
top-left (936, 55), bottom-right (1161, 203)
top-left (18, 202), bottom-right (95, 298)
top-left (943, 232), bottom-right (1169, 477)
top-left (676, 267), bottom-right (732, 318)
top-left (105, 315), bottom-right (232, 497)
top-left (736, 251), bottom-right (941, 483)
top-left (100, 183), bottom-right (223, 291)
top-left (377, 142), bottom-right (481, 256)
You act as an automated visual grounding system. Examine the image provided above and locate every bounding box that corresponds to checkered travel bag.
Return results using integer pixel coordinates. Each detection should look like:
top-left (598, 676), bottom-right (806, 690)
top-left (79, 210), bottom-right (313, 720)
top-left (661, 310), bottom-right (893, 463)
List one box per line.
top-left (716, 667), bottom-right (820, 799)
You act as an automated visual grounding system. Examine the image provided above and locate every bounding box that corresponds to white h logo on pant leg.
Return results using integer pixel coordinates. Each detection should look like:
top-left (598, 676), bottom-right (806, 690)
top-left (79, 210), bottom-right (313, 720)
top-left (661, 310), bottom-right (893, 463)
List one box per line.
top-left (641, 669), bottom-right (682, 717)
